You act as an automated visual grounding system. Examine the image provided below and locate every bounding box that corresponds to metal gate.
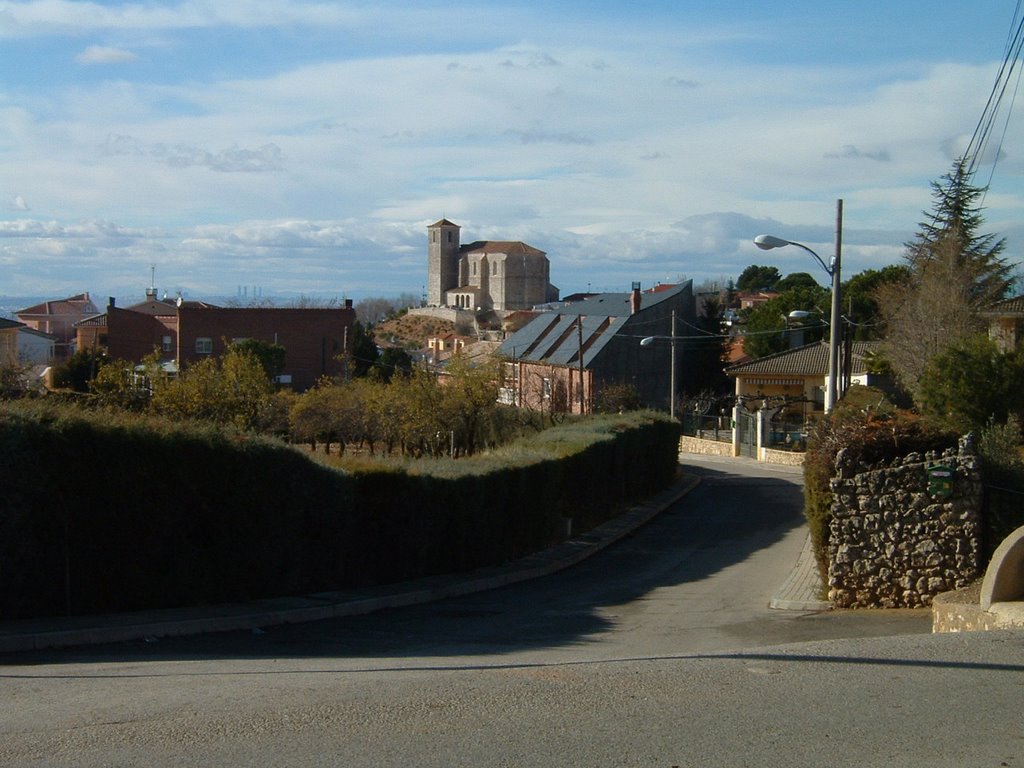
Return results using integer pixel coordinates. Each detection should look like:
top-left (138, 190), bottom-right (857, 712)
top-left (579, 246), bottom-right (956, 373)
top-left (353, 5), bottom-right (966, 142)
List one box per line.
top-left (736, 409), bottom-right (757, 458)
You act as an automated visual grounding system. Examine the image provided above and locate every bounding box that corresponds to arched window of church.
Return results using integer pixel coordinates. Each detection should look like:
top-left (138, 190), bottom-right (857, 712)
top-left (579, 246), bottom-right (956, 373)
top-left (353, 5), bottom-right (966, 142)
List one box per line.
top-left (472, 262), bottom-right (477, 276)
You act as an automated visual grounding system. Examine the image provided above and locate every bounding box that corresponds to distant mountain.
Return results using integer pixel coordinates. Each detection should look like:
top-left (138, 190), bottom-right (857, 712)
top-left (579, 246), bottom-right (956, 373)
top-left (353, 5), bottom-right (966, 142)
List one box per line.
top-left (0, 297), bottom-right (48, 320)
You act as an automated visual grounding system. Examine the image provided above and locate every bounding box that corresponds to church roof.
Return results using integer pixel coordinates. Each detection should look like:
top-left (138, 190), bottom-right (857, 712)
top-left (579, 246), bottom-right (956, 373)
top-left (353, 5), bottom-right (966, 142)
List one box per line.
top-left (460, 240), bottom-right (545, 256)
top-left (429, 218), bottom-right (460, 228)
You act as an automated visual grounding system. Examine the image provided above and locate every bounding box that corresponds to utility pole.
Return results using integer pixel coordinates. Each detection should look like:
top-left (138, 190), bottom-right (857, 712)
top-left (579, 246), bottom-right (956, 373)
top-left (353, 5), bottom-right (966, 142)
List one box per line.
top-left (577, 316), bottom-right (586, 414)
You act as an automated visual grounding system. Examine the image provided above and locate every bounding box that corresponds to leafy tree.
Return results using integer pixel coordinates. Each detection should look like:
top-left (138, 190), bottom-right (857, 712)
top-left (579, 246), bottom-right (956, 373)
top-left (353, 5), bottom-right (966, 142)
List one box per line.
top-left (774, 272), bottom-right (821, 292)
top-left (917, 335), bottom-right (1024, 433)
top-left (879, 158), bottom-right (1012, 400)
top-left (841, 265), bottom-right (911, 341)
top-left (443, 356), bottom-right (502, 456)
top-left (90, 351), bottom-right (165, 410)
top-left (375, 346), bottom-right (413, 382)
top-left (349, 321), bottom-right (379, 378)
top-left (230, 338), bottom-right (285, 380)
top-left (152, 347), bottom-right (276, 430)
top-left (684, 293), bottom-right (729, 395)
top-left (0, 361), bottom-right (30, 399)
top-left (741, 284), bottom-right (829, 358)
top-left (594, 383), bottom-right (643, 414)
top-left (52, 349), bottom-right (107, 392)
top-left (736, 265), bottom-right (782, 292)
top-left (290, 379), bottom-right (374, 453)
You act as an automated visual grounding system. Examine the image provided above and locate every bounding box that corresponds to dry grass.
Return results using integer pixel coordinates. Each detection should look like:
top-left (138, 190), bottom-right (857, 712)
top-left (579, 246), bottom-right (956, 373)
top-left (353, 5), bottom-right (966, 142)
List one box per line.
top-left (375, 314), bottom-right (454, 349)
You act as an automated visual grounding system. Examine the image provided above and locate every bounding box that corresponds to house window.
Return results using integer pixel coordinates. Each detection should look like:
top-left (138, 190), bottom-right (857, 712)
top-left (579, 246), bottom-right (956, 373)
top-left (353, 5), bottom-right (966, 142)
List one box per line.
top-left (195, 337), bottom-right (213, 354)
top-left (162, 335), bottom-right (172, 352)
top-left (492, 262), bottom-right (497, 275)
top-left (542, 377), bottom-right (552, 399)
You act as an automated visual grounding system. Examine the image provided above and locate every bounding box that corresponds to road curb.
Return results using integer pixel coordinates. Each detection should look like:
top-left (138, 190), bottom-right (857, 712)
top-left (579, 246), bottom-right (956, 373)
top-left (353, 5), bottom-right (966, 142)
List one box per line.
top-left (0, 474), bottom-right (702, 654)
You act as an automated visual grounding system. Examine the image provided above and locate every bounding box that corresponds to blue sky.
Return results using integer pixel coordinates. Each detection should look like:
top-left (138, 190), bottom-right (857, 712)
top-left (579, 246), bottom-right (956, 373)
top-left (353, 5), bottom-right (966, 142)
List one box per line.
top-left (1, 0), bottom-right (1022, 304)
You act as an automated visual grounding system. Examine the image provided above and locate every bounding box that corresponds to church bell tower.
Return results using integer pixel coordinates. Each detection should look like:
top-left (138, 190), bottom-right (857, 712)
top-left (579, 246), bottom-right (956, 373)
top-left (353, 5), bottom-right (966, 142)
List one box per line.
top-left (427, 219), bottom-right (461, 306)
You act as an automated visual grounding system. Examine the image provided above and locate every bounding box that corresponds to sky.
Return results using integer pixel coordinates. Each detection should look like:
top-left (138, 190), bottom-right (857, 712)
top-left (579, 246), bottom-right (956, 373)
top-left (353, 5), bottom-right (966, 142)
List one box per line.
top-left (1, 0), bottom-right (1023, 306)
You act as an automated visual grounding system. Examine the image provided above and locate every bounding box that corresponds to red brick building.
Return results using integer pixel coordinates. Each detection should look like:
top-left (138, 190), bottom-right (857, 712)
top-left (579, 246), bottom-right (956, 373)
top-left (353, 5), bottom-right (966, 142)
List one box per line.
top-left (17, 293), bottom-right (99, 358)
top-left (77, 295), bottom-right (356, 391)
top-left (176, 304), bottom-right (354, 390)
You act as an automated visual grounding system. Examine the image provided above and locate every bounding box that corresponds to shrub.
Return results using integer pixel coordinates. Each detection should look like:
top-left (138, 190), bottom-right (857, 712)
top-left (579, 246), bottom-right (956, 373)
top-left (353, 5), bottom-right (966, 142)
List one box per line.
top-left (802, 387), bottom-right (956, 584)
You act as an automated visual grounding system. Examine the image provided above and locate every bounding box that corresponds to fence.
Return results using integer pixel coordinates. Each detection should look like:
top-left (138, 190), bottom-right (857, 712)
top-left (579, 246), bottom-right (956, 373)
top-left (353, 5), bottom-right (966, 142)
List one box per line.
top-left (681, 413), bottom-right (732, 443)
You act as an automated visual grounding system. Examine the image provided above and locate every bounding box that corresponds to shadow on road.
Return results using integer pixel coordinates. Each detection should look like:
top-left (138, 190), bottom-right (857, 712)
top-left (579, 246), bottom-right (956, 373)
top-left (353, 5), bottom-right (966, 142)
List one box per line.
top-left (8, 459), bottom-right (820, 666)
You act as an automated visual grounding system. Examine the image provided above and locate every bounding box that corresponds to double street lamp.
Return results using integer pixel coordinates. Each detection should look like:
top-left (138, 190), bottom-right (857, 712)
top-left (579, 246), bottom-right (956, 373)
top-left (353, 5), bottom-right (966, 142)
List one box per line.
top-left (754, 198), bottom-right (844, 413)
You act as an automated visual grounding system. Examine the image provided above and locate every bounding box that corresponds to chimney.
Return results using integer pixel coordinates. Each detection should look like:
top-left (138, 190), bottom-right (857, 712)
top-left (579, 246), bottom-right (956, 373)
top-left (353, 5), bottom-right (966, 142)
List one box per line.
top-left (344, 298), bottom-right (353, 309)
top-left (630, 282), bottom-right (641, 315)
top-left (108, 297), bottom-right (116, 309)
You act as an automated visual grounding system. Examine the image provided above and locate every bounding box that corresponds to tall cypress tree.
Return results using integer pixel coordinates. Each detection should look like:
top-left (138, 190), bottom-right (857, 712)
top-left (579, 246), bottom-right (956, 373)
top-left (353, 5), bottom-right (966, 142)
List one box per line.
top-left (880, 157), bottom-right (1012, 401)
top-left (904, 157), bottom-right (1011, 305)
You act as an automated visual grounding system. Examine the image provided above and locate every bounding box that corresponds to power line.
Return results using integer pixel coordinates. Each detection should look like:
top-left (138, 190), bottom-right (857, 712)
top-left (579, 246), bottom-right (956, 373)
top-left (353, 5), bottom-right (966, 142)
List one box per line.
top-left (964, 2), bottom-right (1024, 192)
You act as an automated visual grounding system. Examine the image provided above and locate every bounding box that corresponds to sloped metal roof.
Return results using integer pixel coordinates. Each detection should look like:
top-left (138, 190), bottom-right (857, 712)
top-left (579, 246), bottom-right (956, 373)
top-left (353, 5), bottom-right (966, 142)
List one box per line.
top-left (497, 283), bottom-right (688, 368)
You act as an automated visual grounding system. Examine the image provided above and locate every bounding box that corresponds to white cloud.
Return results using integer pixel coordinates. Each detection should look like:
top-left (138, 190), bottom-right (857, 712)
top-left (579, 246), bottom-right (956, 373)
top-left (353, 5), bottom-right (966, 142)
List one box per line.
top-left (0, 4), bottom-right (1019, 301)
top-left (76, 45), bottom-right (138, 65)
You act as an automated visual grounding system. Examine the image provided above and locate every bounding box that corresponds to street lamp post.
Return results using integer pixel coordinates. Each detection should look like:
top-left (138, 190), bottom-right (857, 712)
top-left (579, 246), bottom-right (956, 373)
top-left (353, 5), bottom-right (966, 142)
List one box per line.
top-left (754, 199), bottom-right (843, 412)
top-left (640, 310), bottom-right (677, 419)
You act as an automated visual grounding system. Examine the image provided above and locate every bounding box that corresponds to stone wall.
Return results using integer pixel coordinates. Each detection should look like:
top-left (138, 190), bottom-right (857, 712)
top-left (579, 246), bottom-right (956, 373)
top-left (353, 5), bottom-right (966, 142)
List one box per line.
top-left (828, 437), bottom-right (982, 608)
top-left (679, 435), bottom-right (733, 457)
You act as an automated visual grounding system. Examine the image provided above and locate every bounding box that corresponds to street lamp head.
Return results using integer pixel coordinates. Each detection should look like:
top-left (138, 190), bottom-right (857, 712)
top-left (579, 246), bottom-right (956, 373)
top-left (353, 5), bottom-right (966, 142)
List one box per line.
top-left (639, 336), bottom-right (655, 347)
top-left (753, 234), bottom-right (791, 251)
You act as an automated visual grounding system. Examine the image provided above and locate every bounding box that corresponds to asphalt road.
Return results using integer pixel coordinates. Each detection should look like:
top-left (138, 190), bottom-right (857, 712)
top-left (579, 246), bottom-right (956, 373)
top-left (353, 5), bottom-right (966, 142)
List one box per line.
top-left (4, 455), bottom-right (1016, 767)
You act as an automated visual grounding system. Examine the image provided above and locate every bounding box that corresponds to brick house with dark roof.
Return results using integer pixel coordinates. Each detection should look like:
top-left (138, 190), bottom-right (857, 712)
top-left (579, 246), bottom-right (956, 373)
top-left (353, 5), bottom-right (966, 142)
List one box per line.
top-left (16, 293), bottom-right (99, 358)
top-left (497, 282), bottom-right (695, 414)
top-left (76, 292), bottom-right (356, 392)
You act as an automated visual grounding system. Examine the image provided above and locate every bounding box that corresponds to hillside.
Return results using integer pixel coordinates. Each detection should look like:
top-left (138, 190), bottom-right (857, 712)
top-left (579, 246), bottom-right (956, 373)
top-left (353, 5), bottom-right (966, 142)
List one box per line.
top-left (374, 313), bottom-right (455, 350)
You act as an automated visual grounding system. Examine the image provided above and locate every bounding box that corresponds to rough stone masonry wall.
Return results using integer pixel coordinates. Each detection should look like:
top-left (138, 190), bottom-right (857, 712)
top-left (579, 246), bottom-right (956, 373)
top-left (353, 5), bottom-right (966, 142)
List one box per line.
top-left (828, 437), bottom-right (982, 608)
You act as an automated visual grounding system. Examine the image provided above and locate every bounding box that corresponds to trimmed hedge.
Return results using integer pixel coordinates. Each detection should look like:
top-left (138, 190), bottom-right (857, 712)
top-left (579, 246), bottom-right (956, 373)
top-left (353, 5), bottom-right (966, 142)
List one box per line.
top-left (0, 404), bottom-right (680, 620)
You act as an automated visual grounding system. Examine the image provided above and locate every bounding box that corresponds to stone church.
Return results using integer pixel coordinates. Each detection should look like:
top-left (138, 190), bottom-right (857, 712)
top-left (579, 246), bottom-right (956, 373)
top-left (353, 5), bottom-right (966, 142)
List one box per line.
top-left (426, 219), bottom-right (559, 312)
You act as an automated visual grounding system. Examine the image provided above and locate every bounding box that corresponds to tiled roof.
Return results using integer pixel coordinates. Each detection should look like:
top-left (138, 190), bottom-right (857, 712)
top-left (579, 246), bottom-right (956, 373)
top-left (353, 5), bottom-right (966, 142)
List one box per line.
top-left (127, 298), bottom-right (179, 316)
top-left (16, 293), bottom-right (96, 316)
top-left (429, 218), bottom-right (459, 227)
top-left (460, 240), bottom-right (545, 256)
top-left (75, 314), bottom-right (107, 327)
top-left (725, 340), bottom-right (876, 377)
top-left (981, 296), bottom-right (1024, 316)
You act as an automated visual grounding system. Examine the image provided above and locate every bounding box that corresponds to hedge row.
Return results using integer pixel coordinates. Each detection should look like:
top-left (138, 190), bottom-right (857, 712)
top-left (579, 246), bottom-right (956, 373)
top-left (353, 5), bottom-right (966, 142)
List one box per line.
top-left (0, 404), bottom-right (681, 620)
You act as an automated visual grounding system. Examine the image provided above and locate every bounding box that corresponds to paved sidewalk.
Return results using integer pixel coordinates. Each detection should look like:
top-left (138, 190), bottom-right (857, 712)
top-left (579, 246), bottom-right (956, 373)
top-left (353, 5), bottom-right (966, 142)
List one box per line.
top-left (769, 531), bottom-right (830, 611)
top-left (0, 469), bottom-right (827, 654)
